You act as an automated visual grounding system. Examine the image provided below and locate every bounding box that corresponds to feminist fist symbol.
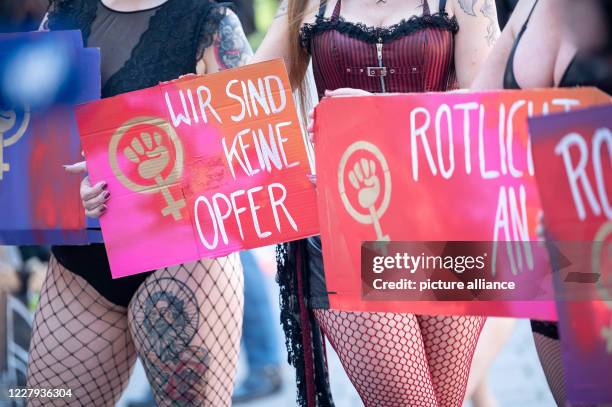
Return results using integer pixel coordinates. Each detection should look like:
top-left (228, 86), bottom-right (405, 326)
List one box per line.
top-left (349, 159), bottom-right (380, 209)
top-left (124, 132), bottom-right (170, 180)
top-left (122, 131), bottom-right (186, 220)
top-left (348, 158), bottom-right (389, 241)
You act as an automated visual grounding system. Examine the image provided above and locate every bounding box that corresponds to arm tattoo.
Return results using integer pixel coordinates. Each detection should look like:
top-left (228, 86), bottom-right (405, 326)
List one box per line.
top-left (214, 11), bottom-right (253, 69)
top-left (458, 0), bottom-right (478, 16)
top-left (133, 278), bottom-right (211, 404)
top-left (480, 0), bottom-right (499, 46)
top-left (274, 0), bottom-right (288, 19)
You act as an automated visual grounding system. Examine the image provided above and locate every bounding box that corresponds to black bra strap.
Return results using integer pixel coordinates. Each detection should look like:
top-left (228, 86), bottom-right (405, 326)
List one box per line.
top-left (423, 0), bottom-right (431, 15)
top-left (439, 0), bottom-right (447, 14)
top-left (317, 0), bottom-right (327, 18)
top-left (521, 0), bottom-right (539, 33)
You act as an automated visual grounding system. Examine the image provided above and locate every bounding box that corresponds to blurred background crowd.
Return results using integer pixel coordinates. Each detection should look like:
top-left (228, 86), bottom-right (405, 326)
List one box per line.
top-left (1, 0), bottom-right (610, 406)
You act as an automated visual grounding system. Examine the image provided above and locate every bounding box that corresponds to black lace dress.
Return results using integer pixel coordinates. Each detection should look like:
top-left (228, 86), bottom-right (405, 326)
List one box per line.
top-left (46, 0), bottom-right (228, 307)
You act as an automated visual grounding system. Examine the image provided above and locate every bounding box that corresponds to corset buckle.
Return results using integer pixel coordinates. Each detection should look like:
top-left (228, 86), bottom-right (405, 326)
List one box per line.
top-left (367, 67), bottom-right (387, 77)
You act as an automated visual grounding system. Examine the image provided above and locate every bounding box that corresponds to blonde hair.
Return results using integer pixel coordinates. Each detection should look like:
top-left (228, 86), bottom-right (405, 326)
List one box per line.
top-left (287, 0), bottom-right (319, 116)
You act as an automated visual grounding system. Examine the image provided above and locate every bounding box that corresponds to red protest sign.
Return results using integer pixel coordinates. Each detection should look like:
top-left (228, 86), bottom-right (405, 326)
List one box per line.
top-left (530, 105), bottom-right (612, 405)
top-left (77, 59), bottom-right (318, 278)
top-left (315, 88), bottom-right (609, 319)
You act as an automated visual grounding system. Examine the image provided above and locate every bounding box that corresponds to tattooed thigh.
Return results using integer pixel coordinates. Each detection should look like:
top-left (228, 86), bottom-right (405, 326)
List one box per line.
top-left (129, 277), bottom-right (210, 405)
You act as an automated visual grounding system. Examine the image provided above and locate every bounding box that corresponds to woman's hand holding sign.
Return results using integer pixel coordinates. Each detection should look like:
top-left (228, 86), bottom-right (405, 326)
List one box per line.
top-left (308, 88), bottom-right (373, 142)
top-left (64, 159), bottom-right (109, 219)
top-left (307, 88), bottom-right (373, 185)
top-left (64, 132), bottom-right (175, 220)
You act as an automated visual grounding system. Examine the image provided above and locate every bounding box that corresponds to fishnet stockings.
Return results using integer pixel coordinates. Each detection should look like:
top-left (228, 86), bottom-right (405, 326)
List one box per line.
top-left (26, 256), bottom-right (136, 406)
top-left (532, 333), bottom-right (566, 406)
top-left (419, 315), bottom-right (486, 406)
top-left (26, 254), bottom-right (243, 407)
top-left (129, 255), bottom-right (243, 406)
top-left (313, 309), bottom-right (484, 407)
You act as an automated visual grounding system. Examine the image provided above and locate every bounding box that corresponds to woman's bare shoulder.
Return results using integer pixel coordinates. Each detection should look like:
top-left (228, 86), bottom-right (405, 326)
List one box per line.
top-left (503, 0), bottom-right (535, 37)
top-left (300, 0), bottom-right (327, 26)
top-left (506, 0), bottom-right (560, 37)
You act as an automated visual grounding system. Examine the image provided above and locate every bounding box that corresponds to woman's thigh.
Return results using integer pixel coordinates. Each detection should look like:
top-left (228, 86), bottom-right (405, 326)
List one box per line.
top-left (27, 256), bottom-right (136, 407)
top-left (314, 309), bottom-right (437, 407)
top-left (128, 254), bottom-right (244, 406)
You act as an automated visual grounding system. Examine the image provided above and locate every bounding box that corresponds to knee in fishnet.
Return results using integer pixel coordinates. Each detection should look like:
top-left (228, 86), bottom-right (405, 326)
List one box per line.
top-left (26, 257), bottom-right (136, 407)
top-left (418, 315), bottom-right (485, 407)
top-left (314, 309), bottom-right (438, 407)
top-left (128, 255), bottom-right (243, 407)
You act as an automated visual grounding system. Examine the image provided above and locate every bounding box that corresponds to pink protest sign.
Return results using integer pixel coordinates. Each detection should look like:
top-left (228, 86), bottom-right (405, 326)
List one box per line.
top-left (77, 60), bottom-right (318, 278)
top-left (315, 87), bottom-right (609, 319)
top-left (530, 105), bottom-right (612, 405)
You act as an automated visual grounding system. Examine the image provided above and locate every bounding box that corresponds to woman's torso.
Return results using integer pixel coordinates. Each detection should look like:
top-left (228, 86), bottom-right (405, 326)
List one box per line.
top-left (301, 0), bottom-right (459, 99)
top-left (503, 0), bottom-right (592, 90)
top-left (47, 0), bottom-right (225, 279)
top-left (299, 0), bottom-right (460, 307)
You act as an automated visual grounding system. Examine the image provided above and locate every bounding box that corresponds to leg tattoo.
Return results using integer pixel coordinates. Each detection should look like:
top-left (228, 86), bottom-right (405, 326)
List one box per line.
top-left (129, 256), bottom-right (243, 406)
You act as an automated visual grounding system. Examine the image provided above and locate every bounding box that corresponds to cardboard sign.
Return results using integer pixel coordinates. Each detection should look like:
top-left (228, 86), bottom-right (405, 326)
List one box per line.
top-left (0, 31), bottom-right (102, 244)
top-left (530, 105), bottom-right (612, 405)
top-left (78, 59), bottom-right (318, 278)
top-left (315, 88), bottom-right (609, 319)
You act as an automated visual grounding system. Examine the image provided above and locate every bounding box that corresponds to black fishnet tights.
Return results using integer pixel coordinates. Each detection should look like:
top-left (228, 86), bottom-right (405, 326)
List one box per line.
top-left (313, 309), bottom-right (484, 407)
top-left (129, 255), bottom-right (243, 406)
top-left (26, 255), bottom-right (243, 406)
top-left (532, 333), bottom-right (566, 406)
top-left (26, 257), bottom-right (136, 406)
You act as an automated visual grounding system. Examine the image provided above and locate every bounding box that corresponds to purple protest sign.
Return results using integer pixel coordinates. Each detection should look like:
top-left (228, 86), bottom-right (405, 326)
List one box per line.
top-left (530, 104), bottom-right (612, 405)
top-left (0, 30), bottom-right (103, 244)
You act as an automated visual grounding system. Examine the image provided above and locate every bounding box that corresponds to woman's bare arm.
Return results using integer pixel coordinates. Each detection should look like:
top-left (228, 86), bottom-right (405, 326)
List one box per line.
top-left (198, 9), bottom-right (253, 74)
top-left (469, 0), bottom-right (538, 90)
top-left (471, 0), bottom-right (568, 90)
top-left (252, 0), bottom-right (291, 65)
top-left (468, 15), bottom-right (517, 89)
top-left (452, 0), bottom-right (501, 87)
top-left (252, 0), bottom-right (319, 80)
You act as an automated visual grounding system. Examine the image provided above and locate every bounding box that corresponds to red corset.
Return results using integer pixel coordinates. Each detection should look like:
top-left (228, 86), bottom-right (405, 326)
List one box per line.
top-left (300, 0), bottom-right (459, 98)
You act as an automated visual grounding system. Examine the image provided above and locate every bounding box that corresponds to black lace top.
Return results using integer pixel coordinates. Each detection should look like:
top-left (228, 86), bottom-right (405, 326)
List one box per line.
top-left (47, 0), bottom-right (227, 97)
top-left (47, 0), bottom-right (227, 287)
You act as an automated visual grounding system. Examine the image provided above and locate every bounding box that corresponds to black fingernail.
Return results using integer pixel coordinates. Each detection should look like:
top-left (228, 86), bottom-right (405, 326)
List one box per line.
top-left (103, 191), bottom-right (110, 199)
